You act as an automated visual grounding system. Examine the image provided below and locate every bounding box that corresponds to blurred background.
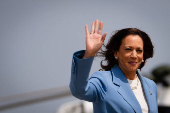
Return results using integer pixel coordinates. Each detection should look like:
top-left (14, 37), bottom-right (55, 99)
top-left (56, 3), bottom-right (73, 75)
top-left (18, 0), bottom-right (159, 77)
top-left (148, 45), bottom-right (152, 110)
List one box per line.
top-left (0, 0), bottom-right (170, 113)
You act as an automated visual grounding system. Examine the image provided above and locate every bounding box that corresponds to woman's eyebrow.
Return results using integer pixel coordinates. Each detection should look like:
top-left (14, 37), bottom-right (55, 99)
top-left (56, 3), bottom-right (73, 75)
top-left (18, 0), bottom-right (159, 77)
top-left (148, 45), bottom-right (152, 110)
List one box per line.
top-left (125, 46), bottom-right (132, 48)
top-left (125, 46), bottom-right (143, 49)
top-left (137, 47), bottom-right (143, 49)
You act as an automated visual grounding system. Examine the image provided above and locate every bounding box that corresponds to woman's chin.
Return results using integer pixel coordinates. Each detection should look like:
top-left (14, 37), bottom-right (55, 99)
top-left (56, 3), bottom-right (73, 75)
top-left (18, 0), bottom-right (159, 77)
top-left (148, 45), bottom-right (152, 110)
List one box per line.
top-left (128, 67), bottom-right (138, 71)
top-left (119, 64), bottom-right (138, 72)
top-left (127, 65), bottom-right (139, 71)
top-left (127, 63), bottom-right (140, 71)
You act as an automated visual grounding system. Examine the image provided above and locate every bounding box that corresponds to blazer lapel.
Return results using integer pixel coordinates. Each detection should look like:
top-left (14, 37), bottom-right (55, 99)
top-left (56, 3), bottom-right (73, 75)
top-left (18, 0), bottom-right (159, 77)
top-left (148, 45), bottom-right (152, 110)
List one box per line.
top-left (111, 65), bottom-right (142, 113)
top-left (137, 71), bottom-right (152, 113)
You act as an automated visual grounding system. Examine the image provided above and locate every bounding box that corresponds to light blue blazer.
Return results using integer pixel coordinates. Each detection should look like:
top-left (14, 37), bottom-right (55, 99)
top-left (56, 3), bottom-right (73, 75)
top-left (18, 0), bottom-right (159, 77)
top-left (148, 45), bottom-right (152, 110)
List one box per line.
top-left (69, 50), bottom-right (158, 113)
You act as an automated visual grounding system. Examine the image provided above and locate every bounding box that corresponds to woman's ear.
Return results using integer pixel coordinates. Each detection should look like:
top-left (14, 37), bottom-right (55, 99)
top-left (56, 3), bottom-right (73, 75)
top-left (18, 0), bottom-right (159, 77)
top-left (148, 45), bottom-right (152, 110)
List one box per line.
top-left (114, 51), bottom-right (117, 57)
top-left (114, 51), bottom-right (118, 60)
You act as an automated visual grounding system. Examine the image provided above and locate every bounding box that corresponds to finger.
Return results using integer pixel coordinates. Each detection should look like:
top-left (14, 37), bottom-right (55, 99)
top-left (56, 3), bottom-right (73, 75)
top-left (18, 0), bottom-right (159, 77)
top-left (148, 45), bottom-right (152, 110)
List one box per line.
top-left (90, 22), bottom-right (95, 34)
top-left (98, 21), bottom-right (103, 35)
top-left (101, 32), bottom-right (107, 42)
top-left (85, 24), bottom-right (89, 37)
top-left (94, 19), bottom-right (99, 33)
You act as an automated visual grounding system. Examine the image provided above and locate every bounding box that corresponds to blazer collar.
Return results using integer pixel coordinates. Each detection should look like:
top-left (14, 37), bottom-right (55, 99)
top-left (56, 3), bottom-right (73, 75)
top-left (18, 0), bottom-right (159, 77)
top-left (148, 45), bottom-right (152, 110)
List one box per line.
top-left (111, 65), bottom-right (144, 113)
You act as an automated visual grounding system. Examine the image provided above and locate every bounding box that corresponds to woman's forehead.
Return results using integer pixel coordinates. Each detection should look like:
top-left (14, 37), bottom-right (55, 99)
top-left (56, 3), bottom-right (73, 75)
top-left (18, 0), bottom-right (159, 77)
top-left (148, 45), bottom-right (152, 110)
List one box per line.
top-left (121, 35), bottom-right (143, 47)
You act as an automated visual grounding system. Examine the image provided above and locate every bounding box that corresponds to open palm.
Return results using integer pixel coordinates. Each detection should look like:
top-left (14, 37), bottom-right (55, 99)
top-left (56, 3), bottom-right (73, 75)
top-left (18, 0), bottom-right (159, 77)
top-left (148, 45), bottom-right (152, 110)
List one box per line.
top-left (84, 19), bottom-right (107, 58)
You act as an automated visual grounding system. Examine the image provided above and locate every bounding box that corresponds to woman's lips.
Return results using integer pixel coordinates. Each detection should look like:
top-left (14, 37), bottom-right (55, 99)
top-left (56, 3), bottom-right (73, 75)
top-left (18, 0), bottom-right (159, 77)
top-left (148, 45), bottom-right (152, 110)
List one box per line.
top-left (128, 62), bottom-right (137, 65)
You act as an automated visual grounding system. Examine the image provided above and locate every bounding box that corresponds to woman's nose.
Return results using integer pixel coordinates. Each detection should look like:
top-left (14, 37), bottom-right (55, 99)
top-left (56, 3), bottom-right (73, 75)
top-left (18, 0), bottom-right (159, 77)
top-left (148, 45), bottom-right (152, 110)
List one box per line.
top-left (131, 50), bottom-right (137, 58)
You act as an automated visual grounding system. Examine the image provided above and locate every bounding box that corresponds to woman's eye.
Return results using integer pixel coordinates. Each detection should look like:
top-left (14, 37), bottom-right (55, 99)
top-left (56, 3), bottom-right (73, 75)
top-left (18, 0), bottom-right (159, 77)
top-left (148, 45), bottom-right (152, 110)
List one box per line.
top-left (125, 48), bottom-right (131, 51)
top-left (137, 50), bottom-right (143, 52)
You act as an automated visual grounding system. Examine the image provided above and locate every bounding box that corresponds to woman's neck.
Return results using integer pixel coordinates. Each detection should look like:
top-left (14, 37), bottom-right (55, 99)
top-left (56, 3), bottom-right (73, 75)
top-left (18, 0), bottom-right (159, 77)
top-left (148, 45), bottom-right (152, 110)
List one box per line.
top-left (118, 65), bottom-right (138, 80)
top-left (124, 72), bottom-right (137, 80)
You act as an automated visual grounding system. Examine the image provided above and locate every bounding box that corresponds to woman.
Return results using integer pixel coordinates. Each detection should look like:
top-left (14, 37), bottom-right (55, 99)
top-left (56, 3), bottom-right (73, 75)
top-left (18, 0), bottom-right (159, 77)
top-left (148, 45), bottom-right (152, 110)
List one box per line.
top-left (69, 19), bottom-right (158, 113)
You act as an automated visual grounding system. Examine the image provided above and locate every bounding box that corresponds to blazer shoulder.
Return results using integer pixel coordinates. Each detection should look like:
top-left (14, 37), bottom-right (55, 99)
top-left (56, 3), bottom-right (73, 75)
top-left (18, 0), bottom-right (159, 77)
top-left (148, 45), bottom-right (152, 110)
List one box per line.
top-left (142, 76), bottom-right (158, 94)
top-left (142, 76), bottom-right (156, 86)
top-left (90, 71), bottom-right (112, 81)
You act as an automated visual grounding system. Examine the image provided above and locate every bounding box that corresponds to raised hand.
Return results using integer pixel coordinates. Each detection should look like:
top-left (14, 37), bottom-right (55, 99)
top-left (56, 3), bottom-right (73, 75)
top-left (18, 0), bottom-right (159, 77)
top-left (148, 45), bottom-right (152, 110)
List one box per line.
top-left (83, 19), bottom-right (107, 58)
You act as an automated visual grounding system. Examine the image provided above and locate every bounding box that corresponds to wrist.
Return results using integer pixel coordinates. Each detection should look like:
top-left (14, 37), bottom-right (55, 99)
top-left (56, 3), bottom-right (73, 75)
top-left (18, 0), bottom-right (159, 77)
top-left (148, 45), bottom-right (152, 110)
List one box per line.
top-left (83, 51), bottom-right (95, 58)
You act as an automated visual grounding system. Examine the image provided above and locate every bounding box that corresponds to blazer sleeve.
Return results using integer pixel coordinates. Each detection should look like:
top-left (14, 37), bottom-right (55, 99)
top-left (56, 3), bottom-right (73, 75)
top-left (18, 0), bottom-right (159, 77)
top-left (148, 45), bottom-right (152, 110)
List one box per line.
top-left (69, 50), bottom-right (108, 102)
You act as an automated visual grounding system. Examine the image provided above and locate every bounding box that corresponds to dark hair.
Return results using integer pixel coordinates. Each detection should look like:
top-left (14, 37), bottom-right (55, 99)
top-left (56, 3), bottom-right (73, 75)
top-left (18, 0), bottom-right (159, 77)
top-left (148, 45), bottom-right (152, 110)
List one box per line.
top-left (97, 28), bottom-right (154, 71)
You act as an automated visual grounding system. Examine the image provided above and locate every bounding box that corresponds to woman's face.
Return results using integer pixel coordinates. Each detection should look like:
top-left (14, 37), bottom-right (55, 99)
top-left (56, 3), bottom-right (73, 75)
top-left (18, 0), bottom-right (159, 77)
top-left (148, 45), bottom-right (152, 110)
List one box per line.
top-left (115, 35), bottom-right (144, 73)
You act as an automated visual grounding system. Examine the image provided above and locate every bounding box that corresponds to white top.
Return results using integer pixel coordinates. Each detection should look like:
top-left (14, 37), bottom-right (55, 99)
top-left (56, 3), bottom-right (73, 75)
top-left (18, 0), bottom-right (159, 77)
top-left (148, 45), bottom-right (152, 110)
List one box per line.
top-left (127, 77), bottom-right (149, 113)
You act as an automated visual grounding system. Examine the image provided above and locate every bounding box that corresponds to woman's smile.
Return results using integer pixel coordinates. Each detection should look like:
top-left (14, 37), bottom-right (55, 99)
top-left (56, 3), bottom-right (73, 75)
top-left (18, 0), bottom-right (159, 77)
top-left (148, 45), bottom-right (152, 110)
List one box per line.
top-left (128, 61), bottom-right (138, 65)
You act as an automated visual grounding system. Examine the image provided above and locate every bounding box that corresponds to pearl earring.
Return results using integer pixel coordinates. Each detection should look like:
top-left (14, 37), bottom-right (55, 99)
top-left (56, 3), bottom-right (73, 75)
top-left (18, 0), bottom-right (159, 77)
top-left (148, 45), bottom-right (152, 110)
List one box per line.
top-left (142, 60), bottom-right (144, 62)
top-left (115, 57), bottom-right (118, 60)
